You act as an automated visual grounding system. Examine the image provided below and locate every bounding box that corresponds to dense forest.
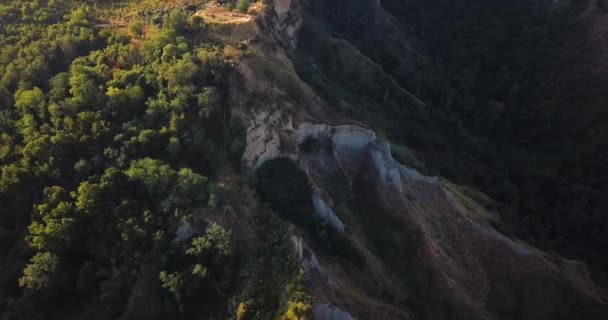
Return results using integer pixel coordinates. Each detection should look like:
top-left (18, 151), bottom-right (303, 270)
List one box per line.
top-left (0, 1), bottom-right (313, 319)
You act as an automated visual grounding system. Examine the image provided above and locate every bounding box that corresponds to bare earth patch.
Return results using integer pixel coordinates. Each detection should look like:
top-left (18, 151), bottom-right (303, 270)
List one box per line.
top-left (196, 2), bottom-right (262, 24)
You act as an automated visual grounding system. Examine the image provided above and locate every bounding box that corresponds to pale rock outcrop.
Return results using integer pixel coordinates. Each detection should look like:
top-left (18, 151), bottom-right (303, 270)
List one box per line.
top-left (313, 303), bottom-right (355, 320)
top-left (272, 0), bottom-right (302, 49)
top-left (274, 0), bottom-right (292, 16)
top-left (311, 190), bottom-right (345, 234)
top-left (291, 236), bottom-right (335, 287)
top-left (243, 110), bottom-right (294, 169)
top-left (175, 222), bottom-right (194, 243)
top-left (294, 123), bottom-right (440, 193)
top-left (244, 115), bottom-right (605, 319)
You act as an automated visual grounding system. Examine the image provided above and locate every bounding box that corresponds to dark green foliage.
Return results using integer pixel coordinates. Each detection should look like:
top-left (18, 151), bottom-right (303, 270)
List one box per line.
top-left (255, 158), bottom-right (362, 263)
top-left (163, 9), bottom-right (187, 34)
top-left (0, 2), bottom-right (244, 318)
top-left (159, 222), bottom-right (233, 314)
top-left (237, 0), bottom-right (251, 13)
top-left (381, 0), bottom-right (608, 278)
top-left (19, 252), bottom-right (60, 292)
top-left (129, 20), bottom-right (144, 39)
top-left (234, 206), bottom-right (311, 320)
top-left (256, 158), bottom-right (314, 228)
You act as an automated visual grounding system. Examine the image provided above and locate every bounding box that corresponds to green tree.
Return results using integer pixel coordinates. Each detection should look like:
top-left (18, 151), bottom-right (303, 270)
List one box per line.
top-left (159, 270), bottom-right (185, 308)
top-left (19, 252), bottom-right (60, 291)
top-left (49, 72), bottom-right (70, 102)
top-left (280, 270), bottom-right (313, 320)
top-left (106, 85), bottom-right (145, 120)
top-left (163, 10), bottom-right (187, 33)
top-left (186, 223), bottom-right (231, 257)
top-left (167, 136), bottom-right (181, 159)
top-left (66, 6), bottom-right (91, 28)
top-left (68, 65), bottom-right (107, 111)
top-left (188, 15), bottom-right (205, 31)
top-left (75, 181), bottom-right (103, 214)
top-left (175, 167), bottom-right (208, 203)
top-left (27, 200), bottom-right (76, 252)
top-left (129, 20), bottom-right (145, 39)
top-left (0, 133), bottom-right (12, 160)
top-left (73, 159), bottom-right (91, 177)
top-left (124, 158), bottom-right (177, 197)
top-left (14, 87), bottom-right (46, 117)
top-left (197, 86), bottom-right (222, 119)
top-left (237, 0), bottom-right (251, 13)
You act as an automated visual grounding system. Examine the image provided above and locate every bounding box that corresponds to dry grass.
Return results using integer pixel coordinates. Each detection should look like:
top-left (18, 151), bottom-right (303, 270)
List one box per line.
top-left (195, 2), bottom-right (263, 25)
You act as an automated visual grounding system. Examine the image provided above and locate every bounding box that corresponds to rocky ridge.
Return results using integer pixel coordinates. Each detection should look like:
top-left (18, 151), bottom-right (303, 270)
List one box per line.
top-left (234, 0), bottom-right (608, 319)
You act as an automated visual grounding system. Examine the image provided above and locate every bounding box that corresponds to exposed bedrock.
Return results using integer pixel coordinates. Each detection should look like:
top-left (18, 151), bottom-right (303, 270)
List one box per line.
top-left (312, 303), bottom-right (355, 320)
top-left (245, 118), bottom-right (608, 319)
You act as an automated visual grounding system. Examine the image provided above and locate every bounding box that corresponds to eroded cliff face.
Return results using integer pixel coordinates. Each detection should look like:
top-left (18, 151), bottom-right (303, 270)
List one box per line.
top-left (233, 1), bottom-right (608, 319)
top-left (243, 115), bottom-right (608, 319)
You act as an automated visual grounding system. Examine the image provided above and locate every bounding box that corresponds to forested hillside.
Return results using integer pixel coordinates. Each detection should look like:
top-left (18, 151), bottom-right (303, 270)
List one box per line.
top-left (0, 0), bottom-right (607, 319)
top-left (0, 1), bottom-right (266, 318)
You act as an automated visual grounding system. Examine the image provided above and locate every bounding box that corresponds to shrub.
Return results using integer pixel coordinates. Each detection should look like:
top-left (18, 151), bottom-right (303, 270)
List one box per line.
top-left (188, 15), bottom-right (205, 31)
top-left (129, 20), bottom-right (144, 39)
top-left (237, 0), bottom-right (250, 13)
top-left (159, 271), bottom-right (185, 305)
top-left (280, 269), bottom-right (313, 320)
top-left (255, 158), bottom-right (313, 228)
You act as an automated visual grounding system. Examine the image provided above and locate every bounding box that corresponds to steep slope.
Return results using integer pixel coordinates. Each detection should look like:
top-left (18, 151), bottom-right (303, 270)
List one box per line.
top-left (288, 0), bottom-right (608, 281)
top-left (1, 1), bottom-right (607, 319)
top-left (231, 1), bottom-right (608, 319)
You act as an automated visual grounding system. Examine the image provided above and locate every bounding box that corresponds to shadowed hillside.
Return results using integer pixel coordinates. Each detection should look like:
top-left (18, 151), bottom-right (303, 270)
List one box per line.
top-left (294, 0), bottom-right (608, 284)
